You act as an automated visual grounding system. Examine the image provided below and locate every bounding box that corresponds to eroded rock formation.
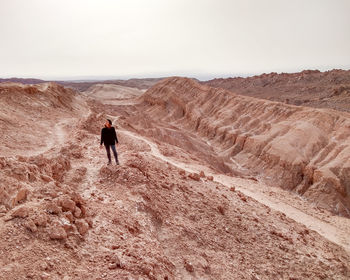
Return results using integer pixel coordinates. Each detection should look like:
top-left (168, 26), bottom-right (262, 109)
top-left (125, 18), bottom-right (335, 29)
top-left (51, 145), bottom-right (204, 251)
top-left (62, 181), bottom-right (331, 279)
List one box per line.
top-left (142, 77), bottom-right (350, 216)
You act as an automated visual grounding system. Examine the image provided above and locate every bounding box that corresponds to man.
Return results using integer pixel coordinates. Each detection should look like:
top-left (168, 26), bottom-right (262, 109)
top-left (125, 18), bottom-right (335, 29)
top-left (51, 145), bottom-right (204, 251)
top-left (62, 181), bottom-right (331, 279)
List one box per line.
top-left (100, 119), bottom-right (119, 165)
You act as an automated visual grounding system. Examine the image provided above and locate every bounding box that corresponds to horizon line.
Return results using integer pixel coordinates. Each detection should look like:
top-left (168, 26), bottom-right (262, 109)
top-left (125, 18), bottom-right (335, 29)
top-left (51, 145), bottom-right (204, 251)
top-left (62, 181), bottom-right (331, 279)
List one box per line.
top-left (1, 67), bottom-right (349, 82)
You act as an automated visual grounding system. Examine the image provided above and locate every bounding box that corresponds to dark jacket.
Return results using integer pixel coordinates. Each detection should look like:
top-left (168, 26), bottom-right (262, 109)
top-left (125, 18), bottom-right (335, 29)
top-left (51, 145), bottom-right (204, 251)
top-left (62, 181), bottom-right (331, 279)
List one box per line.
top-left (100, 126), bottom-right (118, 145)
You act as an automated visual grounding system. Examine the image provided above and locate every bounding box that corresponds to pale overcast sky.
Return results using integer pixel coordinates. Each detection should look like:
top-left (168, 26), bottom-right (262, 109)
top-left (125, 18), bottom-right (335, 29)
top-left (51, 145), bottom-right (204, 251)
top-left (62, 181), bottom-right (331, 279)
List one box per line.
top-left (0, 0), bottom-right (349, 79)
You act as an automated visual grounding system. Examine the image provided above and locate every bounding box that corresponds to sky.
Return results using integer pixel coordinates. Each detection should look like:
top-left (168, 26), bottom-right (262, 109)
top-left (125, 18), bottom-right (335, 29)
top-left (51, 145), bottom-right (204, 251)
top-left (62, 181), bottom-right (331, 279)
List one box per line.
top-left (0, 0), bottom-right (349, 80)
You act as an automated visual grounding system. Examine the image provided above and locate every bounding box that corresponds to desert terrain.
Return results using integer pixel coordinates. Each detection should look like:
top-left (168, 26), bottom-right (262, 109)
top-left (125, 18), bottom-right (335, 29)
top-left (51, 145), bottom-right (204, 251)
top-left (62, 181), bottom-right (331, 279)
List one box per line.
top-left (1, 71), bottom-right (350, 279)
top-left (204, 69), bottom-right (350, 113)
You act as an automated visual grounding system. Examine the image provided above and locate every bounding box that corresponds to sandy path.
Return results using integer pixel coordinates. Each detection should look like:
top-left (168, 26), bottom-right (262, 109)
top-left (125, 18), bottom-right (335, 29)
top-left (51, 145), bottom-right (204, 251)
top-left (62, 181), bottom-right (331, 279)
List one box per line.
top-left (119, 129), bottom-right (350, 253)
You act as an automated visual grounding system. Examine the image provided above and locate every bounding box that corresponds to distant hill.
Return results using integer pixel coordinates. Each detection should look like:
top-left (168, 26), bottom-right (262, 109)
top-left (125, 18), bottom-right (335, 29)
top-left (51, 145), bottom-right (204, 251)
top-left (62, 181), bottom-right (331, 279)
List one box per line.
top-left (0, 77), bottom-right (165, 91)
top-left (0, 77), bottom-right (46, 84)
top-left (202, 69), bottom-right (350, 113)
top-left (58, 78), bottom-right (165, 91)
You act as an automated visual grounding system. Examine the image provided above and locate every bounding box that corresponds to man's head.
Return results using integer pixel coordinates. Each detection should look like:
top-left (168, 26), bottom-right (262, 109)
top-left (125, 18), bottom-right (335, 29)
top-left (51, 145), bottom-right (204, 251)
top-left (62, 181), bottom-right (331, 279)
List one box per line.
top-left (105, 119), bottom-right (112, 128)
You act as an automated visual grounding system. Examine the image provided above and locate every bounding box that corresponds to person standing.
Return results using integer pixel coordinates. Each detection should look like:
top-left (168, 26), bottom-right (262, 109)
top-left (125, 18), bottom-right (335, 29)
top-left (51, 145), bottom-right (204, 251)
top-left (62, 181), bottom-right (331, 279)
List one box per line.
top-left (100, 119), bottom-right (119, 165)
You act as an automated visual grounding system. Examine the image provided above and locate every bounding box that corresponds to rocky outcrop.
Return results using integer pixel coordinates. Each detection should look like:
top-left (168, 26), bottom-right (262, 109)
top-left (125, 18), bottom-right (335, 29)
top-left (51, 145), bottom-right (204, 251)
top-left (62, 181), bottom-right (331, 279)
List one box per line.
top-left (142, 77), bottom-right (350, 216)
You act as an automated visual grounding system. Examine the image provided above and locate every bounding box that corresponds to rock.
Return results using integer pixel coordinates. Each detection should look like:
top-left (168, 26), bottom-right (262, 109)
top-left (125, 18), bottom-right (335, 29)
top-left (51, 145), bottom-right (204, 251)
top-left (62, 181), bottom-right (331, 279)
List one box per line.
top-left (85, 217), bottom-right (93, 228)
top-left (60, 197), bottom-right (76, 212)
top-left (207, 176), bottom-right (214, 181)
top-left (11, 166), bottom-right (28, 181)
top-left (40, 272), bottom-right (50, 280)
top-left (108, 256), bottom-right (122, 270)
top-left (0, 205), bottom-right (7, 214)
top-left (188, 173), bottom-right (200, 181)
top-left (28, 172), bottom-right (37, 182)
top-left (41, 175), bottom-right (52, 182)
top-left (184, 260), bottom-right (194, 273)
top-left (10, 187), bottom-right (29, 207)
top-left (33, 212), bottom-right (48, 227)
top-left (238, 192), bottom-right (247, 202)
top-left (49, 225), bottom-right (67, 240)
top-left (11, 206), bottom-right (29, 218)
top-left (73, 207), bottom-right (82, 218)
top-left (203, 264), bottom-right (211, 274)
top-left (199, 171), bottom-right (205, 178)
top-left (179, 170), bottom-right (186, 176)
top-left (217, 205), bottom-right (225, 215)
top-left (25, 219), bottom-right (38, 232)
top-left (46, 202), bottom-right (62, 215)
top-left (64, 211), bottom-right (74, 222)
top-left (230, 186), bottom-right (236, 192)
top-left (75, 219), bottom-right (89, 235)
top-left (0, 188), bottom-right (10, 207)
top-left (108, 263), bottom-right (117, 270)
top-left (61, 218), bottom-right (73, 233)
top-left (335, 202), bottom-right (350, 217)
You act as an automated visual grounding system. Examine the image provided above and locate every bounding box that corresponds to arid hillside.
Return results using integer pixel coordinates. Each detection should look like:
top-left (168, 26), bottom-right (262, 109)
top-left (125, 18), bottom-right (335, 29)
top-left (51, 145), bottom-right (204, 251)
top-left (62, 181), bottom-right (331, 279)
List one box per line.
top-left (203, 69), bottom-right (350, 113)
top-left (1, 80), bottom-right (350, 279)
top-left (141, 77), bottom-right (350, 217)
top-left (0, 82), bottom-right (86, 157)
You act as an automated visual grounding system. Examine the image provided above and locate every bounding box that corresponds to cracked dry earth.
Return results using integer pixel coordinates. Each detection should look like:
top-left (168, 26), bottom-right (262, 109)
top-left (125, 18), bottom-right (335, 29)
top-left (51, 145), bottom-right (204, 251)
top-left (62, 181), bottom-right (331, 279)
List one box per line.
top-left (0, 81), bottom-right (350, 279)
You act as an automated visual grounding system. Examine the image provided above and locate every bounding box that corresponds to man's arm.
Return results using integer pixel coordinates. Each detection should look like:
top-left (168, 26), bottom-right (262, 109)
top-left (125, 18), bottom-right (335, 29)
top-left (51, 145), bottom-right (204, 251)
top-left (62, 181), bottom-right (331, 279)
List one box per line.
top-left (100, 129), bottom-right (104, 145)
top-left (113, 128), bottom-right (119, 144)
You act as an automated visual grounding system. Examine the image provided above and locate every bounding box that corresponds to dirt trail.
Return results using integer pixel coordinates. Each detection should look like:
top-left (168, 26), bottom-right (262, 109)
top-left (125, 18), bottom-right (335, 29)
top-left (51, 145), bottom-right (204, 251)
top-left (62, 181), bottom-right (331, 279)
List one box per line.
top-left (119, 129), bottom-right (350, 253)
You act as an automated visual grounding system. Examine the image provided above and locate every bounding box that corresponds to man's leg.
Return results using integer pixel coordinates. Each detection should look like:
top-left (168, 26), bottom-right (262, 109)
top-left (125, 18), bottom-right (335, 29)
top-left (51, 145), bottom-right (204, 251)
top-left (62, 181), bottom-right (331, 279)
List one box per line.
top-left (110, 145), bottom-right (119, 164)
top-left (104, 144), bottom-right (111, 164)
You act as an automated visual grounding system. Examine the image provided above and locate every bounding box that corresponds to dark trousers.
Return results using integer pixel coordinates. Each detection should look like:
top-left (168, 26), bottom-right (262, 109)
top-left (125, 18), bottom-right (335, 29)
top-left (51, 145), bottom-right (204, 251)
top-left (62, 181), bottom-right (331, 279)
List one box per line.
top-left (105, 144), bottom-right (119, 164)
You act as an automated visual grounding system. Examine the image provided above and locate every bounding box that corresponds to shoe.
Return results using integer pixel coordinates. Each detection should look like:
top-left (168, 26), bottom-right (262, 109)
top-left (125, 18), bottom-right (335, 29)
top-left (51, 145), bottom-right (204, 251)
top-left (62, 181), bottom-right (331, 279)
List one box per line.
top-left (116, 161), bottom-right (120, 165)
top-left (107, 162), bottom-right (111, 165)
